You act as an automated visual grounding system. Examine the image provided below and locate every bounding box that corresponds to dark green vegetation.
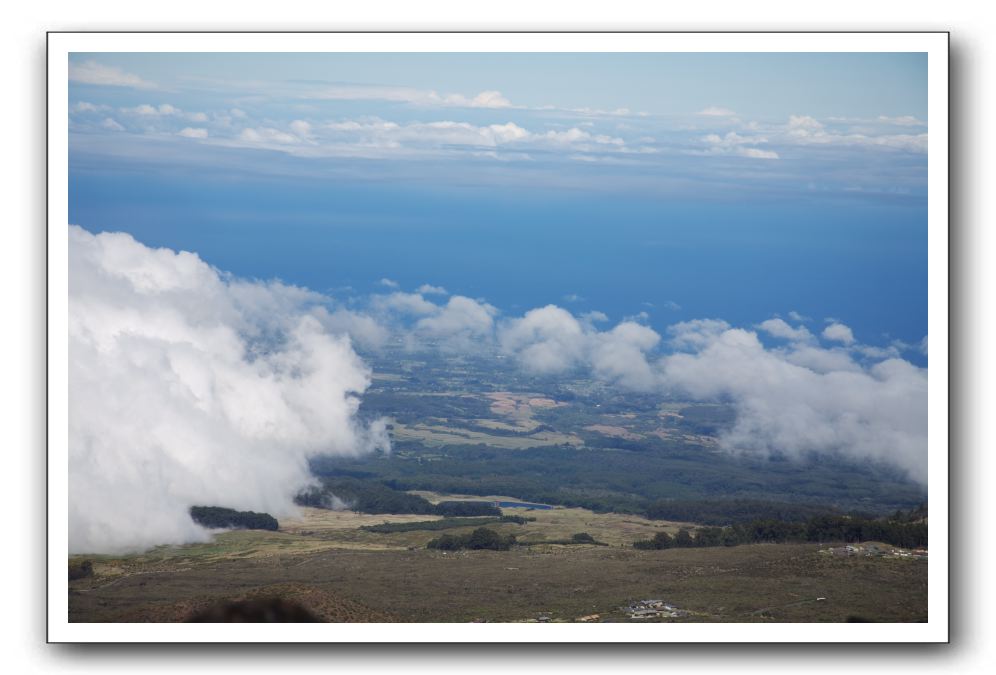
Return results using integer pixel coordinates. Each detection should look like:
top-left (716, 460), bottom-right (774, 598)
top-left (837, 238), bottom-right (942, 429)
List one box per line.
top-left (519, 532), bottom-right (609, 547)
top-left (325, 349), bottom-right (927, 518)
top-left (68, 559), bottom-right (93, 581)
top-left (433, 501), bottom-right (501, 517)
top-left (361, 514), bottom-right (532, 534)
top-left (295, 476), bottom-right (436, 515)
top-left (426, 527), bottom-right (517, 551)
top-left (634, 511), bottom-right (928, 550)
top-left (644, 498), bottom-right (854, 525)
top-left (312, 444), bottom-right (922, 522)
top-left (189, 506), bottom-right (278, 531)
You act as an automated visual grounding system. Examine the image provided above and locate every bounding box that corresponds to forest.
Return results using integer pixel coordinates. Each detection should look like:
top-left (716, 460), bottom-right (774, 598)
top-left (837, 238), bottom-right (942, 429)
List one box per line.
top-left (633, 510), bottom-right (928, 550)
top-left (189, 506), bottom-right (279, 531)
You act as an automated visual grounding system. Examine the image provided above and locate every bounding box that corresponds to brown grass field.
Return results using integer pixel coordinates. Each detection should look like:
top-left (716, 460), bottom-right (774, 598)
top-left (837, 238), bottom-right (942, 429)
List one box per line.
top-left (68, 501), bottom-right (927, 623)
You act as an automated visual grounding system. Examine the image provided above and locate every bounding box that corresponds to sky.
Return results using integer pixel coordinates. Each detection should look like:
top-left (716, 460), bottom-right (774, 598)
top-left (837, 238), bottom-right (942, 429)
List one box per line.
top-left (66, 52), bottom-right (930, 551)
top-left (68, 52), bottom-right (928, 350)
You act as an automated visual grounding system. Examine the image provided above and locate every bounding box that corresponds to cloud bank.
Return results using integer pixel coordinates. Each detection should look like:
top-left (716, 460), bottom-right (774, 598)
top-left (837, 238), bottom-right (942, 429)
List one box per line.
top-left (69, 226), bottom-right (389, 553)
top-left (67, 229), bottom-right (929, 553)
top-left (355, 290), bottom-right (928, 482)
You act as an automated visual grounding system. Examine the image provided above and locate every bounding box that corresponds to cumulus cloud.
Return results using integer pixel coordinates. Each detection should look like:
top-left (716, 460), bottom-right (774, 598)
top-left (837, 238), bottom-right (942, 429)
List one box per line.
top-left (878, 115), bottom-right (924, 127)
top-left (758, 318), bottom-right (813, 342)
top-left (698, 106), bottom-right (737, 117)
top-left (306, 84), bottom-right (514, 109)
top-left (497, 306), bottom-right (662, 390)
top-left (124, 103), bottom-right (181, 116)
top-left (379, 297), bottom-right (926, 479)
top-left (658, 327), bottom-right (927, 481)
top-left (378, 277), bottom-right (400, 289)
top-left (699, 132), bottom-right (779, 160)
top-left (416, 283), bottom-right (448, 295)
top-left (823, 322), bottom-right (856, 345)
top-left (212, 116), bottom-right (645, 162)
top-left (69, 60), bottom-right (156, 89)
top-left (240, 127), bottom-right (300, 145)
top-left (177, 127), bottom-right (208, 139)
top-left (783, 114), bottom-right (928, 153)
top-left (499, 305), bottom-right (590, 374)
top-left (737, 147), bottom-right (780, 159)
top-left (71, 101), bottom-right (106, 114)
top-left (371, 291), bottom-right (439, 316)
top-left (69, 226), bottom-right (388, 553)
top-left (413, 296), bottom-right (498, 351)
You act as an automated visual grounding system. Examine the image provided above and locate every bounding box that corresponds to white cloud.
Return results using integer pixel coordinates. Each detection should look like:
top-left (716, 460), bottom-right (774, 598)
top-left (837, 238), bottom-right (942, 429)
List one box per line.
top-left (698, 106), bottom-right (737, 117)
top-left (783, 115), bottom-right (928, 153)
top-left (658, 328), bottom-right (927, 482)
top-left (416, 283), bottom-right (448, 295)
top-left (590, 322), bottom-right (661, 391)
top-left (823, 322), bottom-right (856, 345)
top-left (700, 132), bottom-right (779, 160)
top-left (371, 291), bottom-right (438, 316)
top-left (667, 319), bottom-right (732, 350)
top-left (123, 103), bottom-right (182, 117)
top-left (498, 305), bottom-right (660, 390)
top-left (100, 117), bottom-right (125, 132)
top-left (71, 101), bottom-right (106, 114)
top-left (581, 310), bottom-right (609, 324)
top-left (378, 277), bottom-right (400, 289)
top-left (499, 305), bottom-right (589, 374)
top-left (787, 115), bottom-right (825, 133)
top-left (290, 119), bottom-right (313, 137)
top-left (878, 115), bottom-right (924, 127)
top-left (339, 296), bottom-right (927, 480)
top-left (69, 60), bottom-right (156, 89)
top-left (468, 90), bottom-right (512, 108)
top-left (239, 127), bottom-right (299, 145)
top-left (306, 85), bottom-right (515, 109)
top-left (177, 127), bottom-right (208, 139)
top-left (414, 296), bottom-right (498, 350)
top-left (69, 226), bottom-right (388, 553)
top-left (315, 307), bottom-right (390, 350)
top-left (758, 318), bottom-right (813, 342)
top-left (737, 147), bottom-right (780, 159)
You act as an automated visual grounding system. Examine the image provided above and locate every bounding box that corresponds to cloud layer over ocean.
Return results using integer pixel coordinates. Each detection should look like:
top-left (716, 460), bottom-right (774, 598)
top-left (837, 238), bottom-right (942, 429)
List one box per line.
top-left (68, 227), bottom-right (928, 552)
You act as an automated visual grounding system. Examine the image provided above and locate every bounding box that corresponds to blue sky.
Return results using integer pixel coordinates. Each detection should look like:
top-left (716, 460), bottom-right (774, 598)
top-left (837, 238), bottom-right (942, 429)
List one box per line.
top-left (68, 52), bottom-right (928, 354)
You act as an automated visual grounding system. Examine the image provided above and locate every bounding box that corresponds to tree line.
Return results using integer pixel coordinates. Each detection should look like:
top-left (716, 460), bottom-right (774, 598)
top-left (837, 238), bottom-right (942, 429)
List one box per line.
top-left (427, 527), bottom-right (517, 551)
top-left (362, 514), bottom-right (532, 534)
top-left (189, 506), bottom-right (279, 531)
top-left (633, 512), bottom-right (927, 550)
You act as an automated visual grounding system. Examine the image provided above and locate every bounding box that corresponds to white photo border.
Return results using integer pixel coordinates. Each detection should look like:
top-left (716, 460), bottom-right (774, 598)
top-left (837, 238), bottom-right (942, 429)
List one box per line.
top-left (47, 31), bottom-right (949, 643)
